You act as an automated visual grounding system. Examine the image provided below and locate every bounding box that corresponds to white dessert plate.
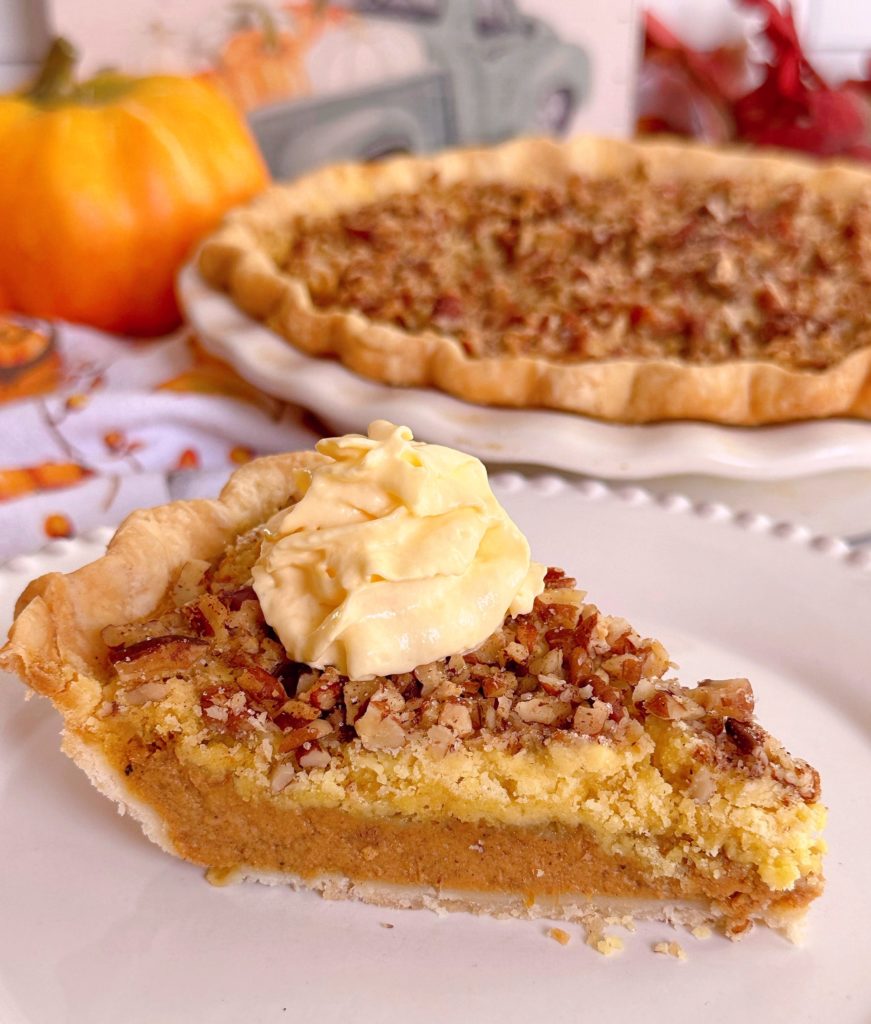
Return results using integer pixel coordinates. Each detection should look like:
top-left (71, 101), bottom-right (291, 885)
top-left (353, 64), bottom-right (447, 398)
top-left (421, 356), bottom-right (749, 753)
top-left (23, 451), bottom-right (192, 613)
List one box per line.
top-left (1, 478), bottom-right (870, 1024)
top-left (179, 263), bottom-right (871, 481)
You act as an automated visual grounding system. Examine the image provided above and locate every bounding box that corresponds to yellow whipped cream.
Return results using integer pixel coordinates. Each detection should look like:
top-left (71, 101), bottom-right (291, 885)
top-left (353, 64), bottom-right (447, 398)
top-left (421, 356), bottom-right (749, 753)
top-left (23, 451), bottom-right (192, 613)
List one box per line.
top-left (252, 421), bottom-right (545, 679)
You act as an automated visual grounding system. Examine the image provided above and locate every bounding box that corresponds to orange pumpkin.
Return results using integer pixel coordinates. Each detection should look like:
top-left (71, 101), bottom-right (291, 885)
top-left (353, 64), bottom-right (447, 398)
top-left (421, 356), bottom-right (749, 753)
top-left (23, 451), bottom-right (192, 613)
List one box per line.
top-left (205, 2), bottom-right (350, 112)
top-left (212, 8), bottom-right (309, 111)
top-left (0, 40), bottom-right (269, 336)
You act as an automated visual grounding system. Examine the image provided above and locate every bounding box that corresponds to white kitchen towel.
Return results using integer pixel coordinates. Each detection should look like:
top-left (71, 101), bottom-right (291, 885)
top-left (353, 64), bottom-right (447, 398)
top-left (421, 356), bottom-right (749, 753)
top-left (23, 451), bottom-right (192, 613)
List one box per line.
top-left (0, 323), bottom-right (321, 560)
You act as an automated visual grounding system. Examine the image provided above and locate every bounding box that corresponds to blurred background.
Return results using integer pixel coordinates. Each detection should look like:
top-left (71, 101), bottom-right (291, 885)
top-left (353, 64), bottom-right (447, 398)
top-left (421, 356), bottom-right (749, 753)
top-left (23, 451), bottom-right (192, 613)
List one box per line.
top-left (2, 0), bottom-right (871, 559)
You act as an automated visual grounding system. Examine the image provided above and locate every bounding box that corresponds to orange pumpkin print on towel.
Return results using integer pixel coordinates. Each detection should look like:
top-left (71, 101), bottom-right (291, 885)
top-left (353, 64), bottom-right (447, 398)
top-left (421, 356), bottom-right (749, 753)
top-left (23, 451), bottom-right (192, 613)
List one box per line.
top-left (229, 444), bottom-right (254, 464)
top-left (1, 378), bottom-right (144, 503)
top-left (0, 463), bottom-right (91, 502)
top-left (202, 1), bottom-right (348, 112)
top-left (0, 316), bottom-right (60, 403)
top-left (44, 513), bottom-right (74, 539)
top-left (158, 333), bottom-right (285, 417)
top-left (176, 448), bottom-right (201, 471)
top-left (103, 429), bottom-right (144, 460)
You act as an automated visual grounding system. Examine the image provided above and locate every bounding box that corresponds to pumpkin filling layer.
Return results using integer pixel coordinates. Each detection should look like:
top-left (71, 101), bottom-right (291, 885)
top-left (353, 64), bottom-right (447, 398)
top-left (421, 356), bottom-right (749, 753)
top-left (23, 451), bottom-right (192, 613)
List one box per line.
top-left (93, 522), bottom-right (825, 936)
top-left (278, 174), bottom-right (871, 370)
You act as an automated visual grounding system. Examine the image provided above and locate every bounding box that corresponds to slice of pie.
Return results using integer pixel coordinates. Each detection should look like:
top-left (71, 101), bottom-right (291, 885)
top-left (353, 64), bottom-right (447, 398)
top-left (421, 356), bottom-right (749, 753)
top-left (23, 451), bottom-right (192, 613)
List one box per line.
top-left (0, 424), bottom-right (825, 941)
top-left (198, 135), bottom-right (871, 425)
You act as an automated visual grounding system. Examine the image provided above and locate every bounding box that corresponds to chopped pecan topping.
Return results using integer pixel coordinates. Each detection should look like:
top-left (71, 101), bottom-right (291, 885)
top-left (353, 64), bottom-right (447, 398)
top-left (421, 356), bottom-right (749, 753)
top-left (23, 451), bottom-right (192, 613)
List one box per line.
top-left (343, 678), bottom-right (380, 725)
top-left (98, 532), bottom-right (821, 804)
top-left (282, 175), bottom-right (871, 371)
top-left (687, 766), bottom-right (716, 803)
top-left (186, 593), bottom-right (229, 642)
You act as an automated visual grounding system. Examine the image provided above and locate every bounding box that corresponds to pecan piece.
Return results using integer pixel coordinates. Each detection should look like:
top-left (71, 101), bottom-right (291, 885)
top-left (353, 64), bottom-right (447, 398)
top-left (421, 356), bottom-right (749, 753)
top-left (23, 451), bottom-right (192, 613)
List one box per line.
top-left (504, 640), bottom-right (529, 666)
top-left (573, 611), bottom-right (599, 651)
top-left (513, 616), bottom-right (538, 651)
top-left (110, 635), bottom-right (207, 682)
top-left (277, 698), bottom-right (320, 724)
top-left (190, 593), bottom-right (229, 642)
top-left (101, 618), bottom-right (184, 650)
top-left (354, 700), bottom-right (406, 751)
top-left (543, 566), bottom-right (577, 589)
top-left (224, 585), bottom-right (258, 611)
top-left (482, 671), bottom-right (513, 698)
top-left (567, 648), bottom-right (593, 686)
top-left (270, 761), bottom-right (296, 794)
top-left (414, 662), bottom-right (446, 698)
top-left (533, 598), bottom-right (577, 628)
top-left (308, 679), bottom-right (341, 711)
top-left (771, 756), bottom-right (820, 803)
top-left (572, 700), bottom-right (609, 736)
top-left (298, 744), bottom-right (332, 770)
top-left (725, 717), bottom-right (765, 757)
top-left (426, 724), bottom-right (455, 760)
top-left (643, 689), bottom-right (705, 722)
top-left (343, 678), bottom-right (380, 725)
top-left (279, 718), bottom-right (333, 753)
top-left (687, 767), bottom-right (716, 803)
top-left (514, 696), bottom-right (572, 726)
top-left (200, 685), bottom-right (250, 735)
top-left (121, 681), bottom-right (171, 707)
top-left (608, 632), bottom-right (637, 656)
top-left (438, 701), bottom-right (474, 736)
top-left (692, 678), bottom-right (755, 721)
top-left (529, 647), bottom-right (563, 677)
top-left (235, 661), bottom-right (286, 703)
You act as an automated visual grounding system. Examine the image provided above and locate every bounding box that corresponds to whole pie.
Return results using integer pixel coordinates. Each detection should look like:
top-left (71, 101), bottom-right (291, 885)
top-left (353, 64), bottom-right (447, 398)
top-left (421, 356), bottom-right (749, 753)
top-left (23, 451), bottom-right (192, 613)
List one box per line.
top-left (198, 136), bottom-right (871, 424)
top-left (0, 424), bottom-right (825, 941)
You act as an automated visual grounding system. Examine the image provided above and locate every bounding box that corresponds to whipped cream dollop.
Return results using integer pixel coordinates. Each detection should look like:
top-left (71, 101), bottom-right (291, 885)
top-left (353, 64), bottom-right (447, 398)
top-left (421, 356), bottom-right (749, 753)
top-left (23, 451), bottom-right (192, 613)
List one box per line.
top-left (252, 421), bottom-right (545, 679)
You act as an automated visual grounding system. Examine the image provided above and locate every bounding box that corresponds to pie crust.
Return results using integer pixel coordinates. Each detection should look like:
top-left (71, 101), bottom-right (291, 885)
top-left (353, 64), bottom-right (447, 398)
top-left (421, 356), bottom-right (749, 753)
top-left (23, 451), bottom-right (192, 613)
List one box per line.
top-left (197, 136), bottom-right (871, 425)
top-left (0, 450), bottom-right (825, 940)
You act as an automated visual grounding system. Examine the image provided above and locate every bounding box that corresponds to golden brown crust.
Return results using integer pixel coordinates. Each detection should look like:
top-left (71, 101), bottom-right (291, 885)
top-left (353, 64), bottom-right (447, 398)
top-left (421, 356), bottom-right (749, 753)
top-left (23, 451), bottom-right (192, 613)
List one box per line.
top-left (0, 452), bottom-right (324, 726)
top-left (197, 135), bottom-right (871, 425)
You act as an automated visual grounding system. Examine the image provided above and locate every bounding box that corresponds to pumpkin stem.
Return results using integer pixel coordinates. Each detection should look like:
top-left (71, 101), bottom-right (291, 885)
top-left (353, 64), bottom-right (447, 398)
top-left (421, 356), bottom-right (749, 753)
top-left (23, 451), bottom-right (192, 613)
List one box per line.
top-left (231, 1), bottom-right (281, 53)
top-left (26, 37), bottom-right (79, 103)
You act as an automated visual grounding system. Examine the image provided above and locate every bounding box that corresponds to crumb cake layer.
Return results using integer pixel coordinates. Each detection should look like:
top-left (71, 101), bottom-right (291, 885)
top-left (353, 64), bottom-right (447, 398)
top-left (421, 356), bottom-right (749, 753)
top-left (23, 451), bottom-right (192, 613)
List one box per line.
top-left (0, 453), bottom-right (826, 937)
